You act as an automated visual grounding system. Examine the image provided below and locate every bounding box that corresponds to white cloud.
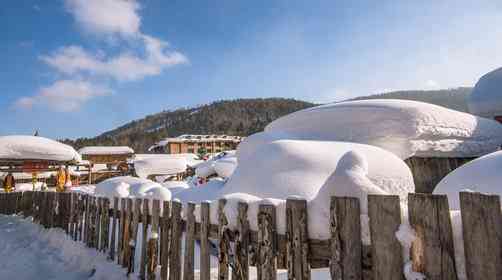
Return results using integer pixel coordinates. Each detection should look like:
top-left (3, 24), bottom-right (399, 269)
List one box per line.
top-left (65, 0), bottom-right (141, 37)
top-left (424, 79), bottom-right (440, 89)
top-left (15, 80), bottom-right (111, 112)
top-left (40, 37), bottom-right (188, 81)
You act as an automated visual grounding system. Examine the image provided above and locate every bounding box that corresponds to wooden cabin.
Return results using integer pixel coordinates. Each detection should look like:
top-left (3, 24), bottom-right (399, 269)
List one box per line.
top-left (78, 146), bottom-right (134, 169)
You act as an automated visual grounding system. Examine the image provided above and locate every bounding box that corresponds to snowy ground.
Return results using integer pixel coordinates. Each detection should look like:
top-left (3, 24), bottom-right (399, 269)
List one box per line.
top-left (0, 215), bottom-right (126, 280)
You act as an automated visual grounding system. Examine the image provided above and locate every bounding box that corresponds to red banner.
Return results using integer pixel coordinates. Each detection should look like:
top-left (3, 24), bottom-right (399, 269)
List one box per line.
top-left (22, 162), bottom-right (49, 173)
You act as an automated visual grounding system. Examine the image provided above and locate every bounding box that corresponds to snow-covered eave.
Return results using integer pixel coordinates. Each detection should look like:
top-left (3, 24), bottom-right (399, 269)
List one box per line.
top-left (78, 146), bottom-right (135, 156)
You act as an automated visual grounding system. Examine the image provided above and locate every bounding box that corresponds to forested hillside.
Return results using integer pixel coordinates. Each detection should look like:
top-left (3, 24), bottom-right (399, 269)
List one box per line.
top-left (62, 88), bottom-right (472, 152)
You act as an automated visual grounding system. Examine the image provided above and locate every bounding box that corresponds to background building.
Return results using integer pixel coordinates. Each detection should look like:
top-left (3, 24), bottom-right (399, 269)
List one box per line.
top-left (148, 135), bottom-right (242, 154)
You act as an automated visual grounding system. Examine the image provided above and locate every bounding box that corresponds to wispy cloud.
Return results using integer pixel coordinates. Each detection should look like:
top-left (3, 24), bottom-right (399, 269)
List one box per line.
top-left (15, 80), bottom-right (112, 112)
top-left (16, 0), bottom-right (187, 112)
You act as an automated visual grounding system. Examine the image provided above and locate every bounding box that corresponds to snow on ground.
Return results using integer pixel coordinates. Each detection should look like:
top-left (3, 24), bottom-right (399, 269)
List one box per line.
top-left (0, 215), bottom-right (125, 280)
top-left (0, 135), bottom-right (81, 162)
top-left (78, 146), bottom-right (134, 156)
top-left (256, 99), bottom-right (502, 159)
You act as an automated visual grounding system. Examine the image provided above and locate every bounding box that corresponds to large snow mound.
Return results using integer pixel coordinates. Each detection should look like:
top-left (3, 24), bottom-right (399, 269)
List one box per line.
top-left (258, 99), bottom-right (502, 159)
top-left (468, 67), bottom-right (502, 119)
top-left (219, 140), bottom-right (414, 201)
top-left (134, 155), bottom-right (188, 179)
top-left (434, 150), bottom-right (502, 210)
top-left (95, 176), bottom-right (171, 202)
top-left (0, 135), bottom-right (81, 162)
top-left (195, 151), bottom-right (237, 178)
top-left (78, 146), bottom-right (134, 155)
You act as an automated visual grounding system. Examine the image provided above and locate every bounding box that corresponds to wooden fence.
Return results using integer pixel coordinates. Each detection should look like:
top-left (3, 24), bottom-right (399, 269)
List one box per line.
top-left (0, 191), bottom-right (500, 280)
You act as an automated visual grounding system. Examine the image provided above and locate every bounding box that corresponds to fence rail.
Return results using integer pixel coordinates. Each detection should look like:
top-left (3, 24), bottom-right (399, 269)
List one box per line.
top-left (0, 191), bottom-right (499, 280)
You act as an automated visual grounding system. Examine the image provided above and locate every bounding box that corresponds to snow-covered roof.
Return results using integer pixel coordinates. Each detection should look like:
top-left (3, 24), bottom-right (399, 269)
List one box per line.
top-left (148, 134), bottom-right (242, 151)
top-left (434, 150), bottom-right (502, 210)
top-left (0, 135), bottom-right (81, 162)
top-left (78, 146), bottom-right (134, 156)
top-left (261, 99), bottom-right (502, 159)
top-left (133, 155), bottom-right (188, 178)
top-left (468, 67), bottom-right (502, 119)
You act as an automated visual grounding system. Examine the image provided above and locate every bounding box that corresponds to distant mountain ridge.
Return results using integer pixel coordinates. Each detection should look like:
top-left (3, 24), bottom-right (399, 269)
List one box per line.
top-left (62, 88), bottom-right (472, 152)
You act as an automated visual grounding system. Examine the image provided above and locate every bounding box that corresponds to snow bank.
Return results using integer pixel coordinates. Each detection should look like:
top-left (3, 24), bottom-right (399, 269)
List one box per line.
top-left (15, 182), bottom-right (47, 192)
top-left (258, 99), bottom-right (502, 159)
top-left (134, 155), bottom-right (188, 179)
top-left (0, 215), bottom-right (125, 280)
top-left (222, 140), bottom-right (414, 201)
top-left (95, 176), bottom-right (171, 203)
top-left (195, 151), bottom-right (237, 179)
top-left (78, 146), bottom-right (134, 155)
top-left (135, 153), bottom-right (202, 167)
top-left (173, 178), bottom-right (226, 203)
top-left (0, 135), bottom-right (81, 162)
top-left (468, 67), bottom-right (502, 119)
top-left (434, 150), bottom-right (502, 210)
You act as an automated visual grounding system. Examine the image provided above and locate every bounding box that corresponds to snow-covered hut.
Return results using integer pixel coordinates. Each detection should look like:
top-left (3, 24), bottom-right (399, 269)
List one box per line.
top-left (78, 146), bottom-right (134, 166)
top-left (260, 99), bottom-right (502, 192)
top-left (468, 67), bottom-right (502, 122)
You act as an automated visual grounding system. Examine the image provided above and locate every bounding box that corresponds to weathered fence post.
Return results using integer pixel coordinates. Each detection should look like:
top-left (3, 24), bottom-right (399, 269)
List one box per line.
top-left (122, 198), bottom-right (133, 268)
top-left (200, 202), bottom-right (211, 280)
top-left (110, 197), bottom-right (119, 261)
top-left (367, 195), bottom-right (403, 280)
top-left (161, 201), bottom-right (171, 280)
top-left (147, 199), bottom-right (161, 280)
top-left (330, 196), bottom-right (362, 280)
top-left (127, 198), bottom-right (141, 275)
top-left (460, 192), bottom-right (502, 280)
top-left (218, 199), bottom-right (230, 280)
top-left (408, 193), bottom-right (457, 280)
top-left (139, 199), bottom-right (150, 279)
top-left (233, 202), bottom-right (250, 280)
top-left (286, 198), bottom-right (310, 280)
top-left (183, 202), bottom-right (196, 280)
top-left (170, 200), bottom-right (182, 280)
top-left (101, 198), bottom-right (110, 252)
top-left (257, 204), bottom-right (277, 280)
top-left (117, 198), bottom-right (126, 265)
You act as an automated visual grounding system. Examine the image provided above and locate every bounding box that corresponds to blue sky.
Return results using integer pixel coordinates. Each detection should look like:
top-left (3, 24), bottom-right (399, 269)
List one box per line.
top-left (1, 0), bottom-right (502, 139)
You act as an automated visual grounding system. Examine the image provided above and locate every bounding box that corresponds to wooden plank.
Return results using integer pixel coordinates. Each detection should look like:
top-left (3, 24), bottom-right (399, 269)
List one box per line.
top-left (47, 192), bottom-right (55, 228)
top-left (200, 202), bottom-right (211, 280)
top-left (109, 197), bottom-right (119, 261)
top-left (460, 192), bottom-right (502, 280)
top-left (33, 192), bottom-right (40, 223)
top-left (69, 193), bottom-right (76, 237)
top-left (83, 195), bottom-right (90, 245)
top-left (286, 199), bottom-right (310, 280)
top-left (233, 202), bottom-right (250, 280)
top-left (117, 198), bottom-right (126, 265)
top-left (140, 199), bottom-right (150, 279)
top-left (408, 193), bottom-right (457, 280)
top-left (122, 198), bottom-right (133, 268)
top-left (218, 199), bottom-right (230, 280)
top-left (257, 204), bottom-right (277, 280)
top-left (330, 197), bottom-right (362, 280)
top-left (169, 201), bottom-right (182, 280)
top-left (149, 200), bottom-right (161, 280)
top-left (128, 198), bottom-right (141, 276)
top-left (161, 201), bottom-right (171, 280)
top-left (183, 202), bottom-right (196, 280)
top-left (368, 195), bottom-right (404, 280)
top-left (101, 198), bottom-right (110, 252)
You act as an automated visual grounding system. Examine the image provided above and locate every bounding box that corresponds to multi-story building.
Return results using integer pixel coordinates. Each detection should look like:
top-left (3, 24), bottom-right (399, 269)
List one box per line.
top-left (148, 134), bottom-right (242, 154)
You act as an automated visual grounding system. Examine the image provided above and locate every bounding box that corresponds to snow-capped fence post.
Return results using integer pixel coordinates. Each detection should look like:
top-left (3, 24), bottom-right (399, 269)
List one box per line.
top-left (329, 196), bottom-right (362, 280)
top-left (459, 192), bottom-right (502, 280)
top-left (170, 200), bottom-right (183, 280)
top-left (183, 202), bottom-right (196, 280)
top-left (83, 195), bottom-right (90, 245)
top-left (139, 199), bottom-right (150, 279)
top-left (200, 201), bottom-right (211, 280)
top-left (148, 199), bottom-right (161, 280)
top-left (122, 198), bottom-right (133, 268)
top-left (286, 198), bottom-right (310, 280)
top-left (69, 192), bottom-right (77, 237)
top-left (96, 197), bottom-right (103, 249)
top-left (408, 194), bottom-right (457, 280)
top-left (218, 198), bottom-right (231, 280)
top-left (127, 198), bottom-right (141, 275)
top-left (61, 192), bottom-right (72, 233)
top-left (110, 197), bottom-right (119, 261)
top-left (78, 194), bottom-right (85, 241)
top-left (257, 204), bottom-right (277, 280)
top-left (160, 200), bottom-right (171, 280)
top-left (117, 198), bottom-right (126, 265)
top-left (367, 195), bottom-right (403, 280)
top-left (233, 202), bottom-right (250, 280)
top-left (101, 198), bottom-right (110, 252)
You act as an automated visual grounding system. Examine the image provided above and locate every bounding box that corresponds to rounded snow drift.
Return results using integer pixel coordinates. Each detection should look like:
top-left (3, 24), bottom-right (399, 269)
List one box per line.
top-left (469, 67), bottom-right (502, 120)
top-left (434, 150), bottom-right (502, 210)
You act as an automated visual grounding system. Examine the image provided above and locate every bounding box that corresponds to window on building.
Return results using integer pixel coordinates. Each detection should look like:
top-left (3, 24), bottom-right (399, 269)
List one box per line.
top-left (188, 148), bottom-right (194, 153)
